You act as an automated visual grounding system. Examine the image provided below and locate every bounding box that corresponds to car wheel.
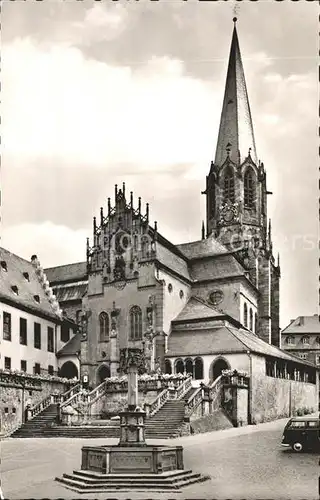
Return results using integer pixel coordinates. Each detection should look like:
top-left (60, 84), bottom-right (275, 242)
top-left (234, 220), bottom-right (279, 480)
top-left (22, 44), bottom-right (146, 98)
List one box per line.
top-left (292, 442), bottom-right (303, 452)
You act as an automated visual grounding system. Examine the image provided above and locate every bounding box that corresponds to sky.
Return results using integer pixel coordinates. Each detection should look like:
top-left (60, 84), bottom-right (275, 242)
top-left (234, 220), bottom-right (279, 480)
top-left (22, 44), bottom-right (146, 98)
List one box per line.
top-left (1, 0), bottom-right (318, 329)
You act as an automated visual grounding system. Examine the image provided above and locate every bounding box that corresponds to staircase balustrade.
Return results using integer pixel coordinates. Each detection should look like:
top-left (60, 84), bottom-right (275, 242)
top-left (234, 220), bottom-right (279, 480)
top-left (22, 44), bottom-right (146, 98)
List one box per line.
top-left (60, 383), bottom-right (81, 403)
top-left (148, 387), bottom-right (169, 417)
top-left (29, 394), bottom-right (54, 419)
top-left (184, 375), bottom-right (223, 418)
top-left (175, 375), bottom-right (192, 399)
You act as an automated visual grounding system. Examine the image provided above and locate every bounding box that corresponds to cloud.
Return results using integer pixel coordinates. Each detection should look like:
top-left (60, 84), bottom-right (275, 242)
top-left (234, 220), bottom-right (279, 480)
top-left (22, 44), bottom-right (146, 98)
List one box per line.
top-left (2, 38), bottom-right (219, 170)
top-left (2, 222), bottom-right (87, 268)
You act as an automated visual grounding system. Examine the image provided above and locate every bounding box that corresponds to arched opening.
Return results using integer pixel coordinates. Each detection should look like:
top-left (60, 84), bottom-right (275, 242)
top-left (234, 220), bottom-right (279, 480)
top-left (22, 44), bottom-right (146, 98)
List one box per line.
top-left (244, 168), bottom-right (255, 208)
top-left (175, 359), bottom-right (184, 374)
top-left (244, 303), bottom-right (248, 328)
top-left (249, 308), bottom-right (253, 331)
top-left (194, 357), bottom-right (204, 380)
top-left (129, 306), bottom-right (142, 340)
top-left (97, 364), bottom-right (111, 384)
top-left (223, 166), bottom-right (235, 203)
top-left (254, 313), bottom-right (258, 333)
top-left (210, 357), bottom-right (230, 381)
top-left (164, 359), bottom-right (172, 375)
top-left (99, 312), bottom-right (109, 342)
top-left (185, 358), bottom-right (193, 377)
top-left (59, 361), bottom-right (78, 380)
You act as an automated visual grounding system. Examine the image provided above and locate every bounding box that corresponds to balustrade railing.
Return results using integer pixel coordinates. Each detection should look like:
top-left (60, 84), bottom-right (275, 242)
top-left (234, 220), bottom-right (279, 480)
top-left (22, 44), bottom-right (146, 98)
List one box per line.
top-left (30, 394), bottom-right (54, 419)
top-left (184, 375), bottom-right (223, 418)
top-left (175, 375), bottom-right (192, 399)
top-left (60, 383), bottom-right (81, 403)
top-left (148, 387), bottom-right (169, 417)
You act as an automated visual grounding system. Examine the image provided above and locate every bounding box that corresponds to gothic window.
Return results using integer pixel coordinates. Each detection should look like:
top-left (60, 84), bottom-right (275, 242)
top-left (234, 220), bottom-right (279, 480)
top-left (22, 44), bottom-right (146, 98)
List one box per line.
top-left (175, 359), bottom-right (184, 374)
top-left (99, 312), bottom-right (109, 342)
top-left (254, 313), bottom-right (258, 333)
top-left (249, 308), bottom-right (253, 331)
top-left (243, 303), bottom-right (248, 328)
top-left (194, 357), bottom-right (204, 380)
top-left (129, 306), bottom-right (142, 340)
top-left (185, 358), bottom-right (193, 376)
top-left (223, 167), bottom-right (235, 203)
top-left (164, 359), bottom-right (172, 374)
top-left (244, 168), bottom-right (255, 208)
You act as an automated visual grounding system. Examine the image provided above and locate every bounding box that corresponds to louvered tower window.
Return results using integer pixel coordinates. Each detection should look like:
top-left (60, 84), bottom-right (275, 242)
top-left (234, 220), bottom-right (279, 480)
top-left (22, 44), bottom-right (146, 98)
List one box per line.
top-left (244, 169), bottom-right (255, 208)
top-left (223, 167), bottom-right (235, 203)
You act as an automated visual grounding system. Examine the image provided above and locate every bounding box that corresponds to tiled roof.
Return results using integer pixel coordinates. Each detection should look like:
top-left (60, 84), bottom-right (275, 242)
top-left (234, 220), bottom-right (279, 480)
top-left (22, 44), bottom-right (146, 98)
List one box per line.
top-left (167, 321), bottom-right (316, 367)
top-left (282, 315), bottom-right (320, 335)
top-left (167, 326), bottom-right (247, 357)
top-left (53, 282), bottom-right (87, 302)
top-left (45, 262), bottom-right (87, 285)
top-left (56, 332), bottom-right (81, 357)
top-left (190, 254), bottom-right (246, 281)
top-left (156, 242), bottom-right (190, 281)
top-left (177, 237), bottom-right (229, 260)
top-left (0, 247), bottom-right (61, 320)
top-left (173, 296), bottom-right (223, 322)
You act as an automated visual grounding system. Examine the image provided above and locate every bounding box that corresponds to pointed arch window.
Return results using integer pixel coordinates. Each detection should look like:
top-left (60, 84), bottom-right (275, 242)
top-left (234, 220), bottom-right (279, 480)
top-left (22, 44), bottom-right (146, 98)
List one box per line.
top-left (254, 313), bottom-right (258, 333)
top-left (223, 167), bottom-right (235, 203)
top-left (164, 359), bottom-right (172, 375)
top-left (249, 308), bottom-right (253, 331)
top-left (244, 303), bottom-right (248, 328)
top-left (129, 306), bottom-right (142, 340)
top-left (99, 312), bottom-right (109, 342)
top-left (244, 168), bottom-right (255, 208)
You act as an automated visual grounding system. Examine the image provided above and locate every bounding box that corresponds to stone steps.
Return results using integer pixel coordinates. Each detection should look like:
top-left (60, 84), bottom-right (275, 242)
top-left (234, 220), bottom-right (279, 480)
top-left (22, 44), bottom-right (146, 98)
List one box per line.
top-left (55, 468), bottom-right (210, 492)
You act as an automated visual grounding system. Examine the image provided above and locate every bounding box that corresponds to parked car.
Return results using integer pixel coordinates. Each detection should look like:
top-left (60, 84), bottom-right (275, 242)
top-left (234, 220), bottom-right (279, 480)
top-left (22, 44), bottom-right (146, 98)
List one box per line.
top-left (281, 416), bottom-right (320, 452)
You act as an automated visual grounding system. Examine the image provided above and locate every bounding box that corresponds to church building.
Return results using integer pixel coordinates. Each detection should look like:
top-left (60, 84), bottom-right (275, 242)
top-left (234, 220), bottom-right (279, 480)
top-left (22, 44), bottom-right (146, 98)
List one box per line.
top-left (45, 20), bottom-right (314, 396)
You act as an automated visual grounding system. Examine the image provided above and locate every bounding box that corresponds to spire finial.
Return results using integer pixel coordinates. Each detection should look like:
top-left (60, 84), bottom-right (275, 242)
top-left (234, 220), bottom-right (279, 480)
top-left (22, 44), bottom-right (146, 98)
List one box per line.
top-left (201, 221), bottom-right (205, 240)
top-left (233, 17), bottom-right (237, 24)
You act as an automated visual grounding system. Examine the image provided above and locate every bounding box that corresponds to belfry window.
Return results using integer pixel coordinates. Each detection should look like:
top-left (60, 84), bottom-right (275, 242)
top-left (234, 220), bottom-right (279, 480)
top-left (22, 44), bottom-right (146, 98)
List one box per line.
top-left (129, 306), bottom-right (142, 340)
top-left (99, 312), bottom-right (109, 342)
top-left (223, 167), bottom-right (235, 203)
top-left (244, 169), bottom-right (255, 208)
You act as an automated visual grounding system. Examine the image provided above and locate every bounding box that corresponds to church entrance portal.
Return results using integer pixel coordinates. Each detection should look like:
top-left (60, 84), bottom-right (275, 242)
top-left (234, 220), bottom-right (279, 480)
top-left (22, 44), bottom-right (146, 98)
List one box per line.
top-left (211, 358), bottom-right (229, 381)
top-left (97, 364), bottom-right (111, 384)
top-left (59, 361), bottom-right (78, 380)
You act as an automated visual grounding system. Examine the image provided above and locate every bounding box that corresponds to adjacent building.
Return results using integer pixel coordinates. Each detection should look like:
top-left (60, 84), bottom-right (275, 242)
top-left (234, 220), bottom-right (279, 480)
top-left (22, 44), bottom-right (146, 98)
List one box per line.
top-left (281, 315), bottom-right (320, 366)
top-left (0, 248), bottom-right (79, 378)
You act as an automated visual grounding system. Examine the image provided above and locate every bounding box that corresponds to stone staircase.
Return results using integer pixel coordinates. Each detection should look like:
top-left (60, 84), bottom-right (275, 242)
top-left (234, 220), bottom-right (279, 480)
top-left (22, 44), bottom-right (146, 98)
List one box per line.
top-left (145, 400), bottom-right (186, 439)
top-left (56, 469), bottom-right (209, 492)
top-left (11, 404), bottom-right (59, 438)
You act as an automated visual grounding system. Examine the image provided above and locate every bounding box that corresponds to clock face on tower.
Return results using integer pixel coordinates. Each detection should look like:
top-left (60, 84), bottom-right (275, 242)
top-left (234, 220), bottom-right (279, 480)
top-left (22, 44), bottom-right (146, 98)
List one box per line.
top-left (219, 201), bottom-right (239, 225)
top-left (221, 208), bottom-right (234, 223)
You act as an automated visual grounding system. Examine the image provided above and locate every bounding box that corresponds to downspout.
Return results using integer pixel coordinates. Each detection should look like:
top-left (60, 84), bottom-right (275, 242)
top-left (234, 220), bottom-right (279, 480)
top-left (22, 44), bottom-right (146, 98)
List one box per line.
top-left (247, 350), bottom-right (252, 425)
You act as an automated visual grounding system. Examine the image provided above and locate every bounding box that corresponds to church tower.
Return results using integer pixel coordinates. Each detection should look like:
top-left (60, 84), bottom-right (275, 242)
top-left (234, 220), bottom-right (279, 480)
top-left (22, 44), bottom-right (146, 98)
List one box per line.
top-left (203, 19), bottom-right (281, 347)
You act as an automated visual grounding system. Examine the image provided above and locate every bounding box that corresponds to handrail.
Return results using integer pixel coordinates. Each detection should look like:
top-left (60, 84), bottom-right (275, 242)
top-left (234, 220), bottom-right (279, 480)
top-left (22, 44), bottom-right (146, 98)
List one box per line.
top-left (60, 383), bottom-right (81, 403)
top-left (29, 394), bottom-right (53, 418)
top-left (148, 387), bottom-right (169, 417)
top-left (184, 375), bottom-right (223, 418)
top-left (176, 375), bottom-right (192, 399)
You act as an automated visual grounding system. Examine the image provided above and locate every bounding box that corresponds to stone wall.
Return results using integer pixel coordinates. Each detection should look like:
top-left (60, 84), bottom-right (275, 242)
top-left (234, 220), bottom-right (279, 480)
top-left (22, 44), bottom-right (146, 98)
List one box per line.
top-left (251, 355), bottom-right (318, 423)
top-left (92, 389), bottom-right (160, 418)
top-left (0, 377), bottom-right (72, 437)
top-left (190, 410), bottom-right (233, 434)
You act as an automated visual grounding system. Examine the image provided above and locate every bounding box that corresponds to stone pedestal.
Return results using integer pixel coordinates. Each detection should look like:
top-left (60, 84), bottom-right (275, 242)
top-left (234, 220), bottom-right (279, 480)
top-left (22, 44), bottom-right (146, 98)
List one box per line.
top-left (119, 409), bottom-right (146, 446)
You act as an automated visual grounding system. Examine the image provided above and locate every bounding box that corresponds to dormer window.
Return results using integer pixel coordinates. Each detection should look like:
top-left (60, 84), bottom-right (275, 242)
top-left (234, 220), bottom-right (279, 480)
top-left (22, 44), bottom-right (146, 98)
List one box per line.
top-left (286, 336), bottom-right (295, 345)
top-left (34, 295), bottom-right (40, 303)
top-left (23, 272), bottom-right (30, 281)
top-left (1, 261), bottom-right (7, 271)
top-left (302, 336), bottom-right (310, 345)
top-left (11, 285), bottom-right (19, 295)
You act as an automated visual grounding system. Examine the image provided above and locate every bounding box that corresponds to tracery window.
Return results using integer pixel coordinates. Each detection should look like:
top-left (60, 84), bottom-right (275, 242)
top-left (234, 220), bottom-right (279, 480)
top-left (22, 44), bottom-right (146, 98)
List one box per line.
top-left (244, 168), bottom-right (255, 208)
top-left (99, 312), bottom-right (109, 342)
top-left (223, 167), bottom-right (235, 203)
top-left (129, 306), bottom-right (142, 340)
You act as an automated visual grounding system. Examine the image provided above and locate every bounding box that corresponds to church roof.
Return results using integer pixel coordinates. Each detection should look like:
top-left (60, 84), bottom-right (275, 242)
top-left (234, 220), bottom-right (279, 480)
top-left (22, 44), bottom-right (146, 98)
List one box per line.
top-left (172, 296), bottom-right (224, 323)
top-left (177, 237), bottom-right (229, 260)
top-left (53, 282), bottom-right (88, 302)
top-left (56, 332), bottom-right (81, 357)
top-left (167, 322), bottom-right (316, 367)
top-left (214, 20), bottom-right (257, 166)
top-left (0, 247), bottom-right (61, 321)
top-left (45, 261), bottom-right (87, 285)
top-left (282, 315), bottom-right (320, 335)
top-left (190, 253), bottom-right (246, 281)
top-left (156, 242), bottom-right (190, 282)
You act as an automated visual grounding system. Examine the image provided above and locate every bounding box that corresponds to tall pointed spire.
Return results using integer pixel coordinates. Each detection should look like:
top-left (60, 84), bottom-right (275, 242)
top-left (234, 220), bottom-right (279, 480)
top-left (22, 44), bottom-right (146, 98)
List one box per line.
top-left (214, 18), bottom-right (257, 167)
